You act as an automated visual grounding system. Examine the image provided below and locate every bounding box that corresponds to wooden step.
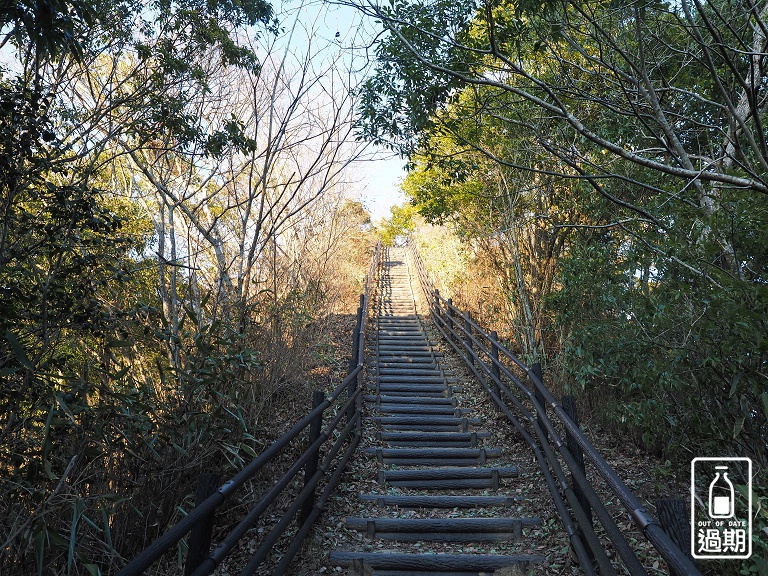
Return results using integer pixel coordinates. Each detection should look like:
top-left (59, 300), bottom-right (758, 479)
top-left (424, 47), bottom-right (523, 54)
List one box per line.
top-left (366, 395), bottom-right (453, 405)
top-left (378, 349), bottom-right (436, 355)
top-left (373, 416), bottom-right (482, 430)
top-left (376, 431), bottom-right (489, 448)
top-left (371, 571), bottom-right (486, 576)
top-left (378, 349), bottom-right (435, 356)
top-left (377, 478), bottom-right (508, 490)
top-left (377, 337), bottom-right (433, 343)
top-left (345, 517), bottom-right (540, 541)
top-left (329, 552), bottom-right (544, 571)
top-left (372, 389), bottom-right (449, 399)
top-left (378, 359), bottom-right (437, 366)
top-left (365, 448), bottom-right (501, 466)
top-left (371, 385), bottom-right (462, 395)
top-left (366, 395), bottom-right (456, 405)
top-left (358, 494), bottom-right (520, 508)
top-left (371, 405), bottom-right (471, 416)
top-left (377, 367), bottom-right (443, 375)
top-left (377, 431), bottom-right (489, 441)
top-left (379, 425), bottom-right (470, 432)
top-left (376, 384), bottom-right (450, 394)
top-left (379, 375), bottom-right (446, 383)
top-left (379, 467), bottom-right (517, 482)
top-left (378, 467), bottom-right (516, 490)
top-left (382, 440), bottom-right (476, 448)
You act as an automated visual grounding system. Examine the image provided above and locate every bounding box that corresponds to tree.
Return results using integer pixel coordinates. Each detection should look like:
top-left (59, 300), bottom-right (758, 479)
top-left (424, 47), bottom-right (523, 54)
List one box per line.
top-left (379, 203), bottom-right (416, 245)
top-left (401, 84), bottom-right (578, 360)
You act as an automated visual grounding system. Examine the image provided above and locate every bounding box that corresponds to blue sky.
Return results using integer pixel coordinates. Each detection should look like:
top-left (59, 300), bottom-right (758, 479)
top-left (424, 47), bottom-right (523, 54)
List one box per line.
top-left (275, 0), bottom-right (409, 221)
top-left (359, 151), bottom-right (407, 221)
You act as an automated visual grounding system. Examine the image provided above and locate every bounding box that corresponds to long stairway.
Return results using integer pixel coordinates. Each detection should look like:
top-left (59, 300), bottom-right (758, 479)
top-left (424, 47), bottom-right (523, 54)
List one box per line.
top-left (330, 248), bottom-right (544, 575)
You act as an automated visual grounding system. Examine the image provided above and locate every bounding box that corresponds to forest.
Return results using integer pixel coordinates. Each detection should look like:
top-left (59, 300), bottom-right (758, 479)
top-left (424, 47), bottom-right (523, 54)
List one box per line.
top-left (0, 0), bottom-right (766, 573)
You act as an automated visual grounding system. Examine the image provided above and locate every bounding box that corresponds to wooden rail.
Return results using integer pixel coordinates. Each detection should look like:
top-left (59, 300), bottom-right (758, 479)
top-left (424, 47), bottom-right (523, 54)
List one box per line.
top-left (408, 239), bottom-right (701, 576)
top-left (118, 241), bottom-right (381, 576)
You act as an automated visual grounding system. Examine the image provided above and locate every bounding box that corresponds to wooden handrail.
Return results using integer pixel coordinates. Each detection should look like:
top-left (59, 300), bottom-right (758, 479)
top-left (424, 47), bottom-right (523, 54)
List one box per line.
top-left (407, 239), bottom-right (700, 576)
top-left (118, 240), bottom-right (382, 576)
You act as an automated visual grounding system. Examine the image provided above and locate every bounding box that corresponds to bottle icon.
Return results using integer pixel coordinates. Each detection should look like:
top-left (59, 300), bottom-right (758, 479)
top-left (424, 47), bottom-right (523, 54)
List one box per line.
top-left (709, 465), bottom-right (734, 518)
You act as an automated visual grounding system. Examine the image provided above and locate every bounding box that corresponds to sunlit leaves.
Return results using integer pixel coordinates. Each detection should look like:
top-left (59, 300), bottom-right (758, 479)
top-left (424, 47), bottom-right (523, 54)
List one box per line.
top-left (379, 203), bottom-right (417, 246)
top-left (357, 0), bottom-right (482, 152)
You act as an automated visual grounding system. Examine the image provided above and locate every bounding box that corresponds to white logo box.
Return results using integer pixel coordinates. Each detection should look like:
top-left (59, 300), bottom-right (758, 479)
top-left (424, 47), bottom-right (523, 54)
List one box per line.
top-left (690, 457), bottom-right (752, 560)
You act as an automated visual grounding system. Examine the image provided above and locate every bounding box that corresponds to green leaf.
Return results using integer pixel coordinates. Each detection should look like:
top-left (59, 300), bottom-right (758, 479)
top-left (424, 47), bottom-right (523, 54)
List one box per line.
top-left (84, 564), bottom-right (101, 576)
top-left (183, 304), bottom-right (199, 325)
top-left (34, 523), bottom-right (45, 576)
top-left (47, 527), bottom-right (68, 548)
top-left (761, 392), bottom-right (768, 420)
top-left (42, 405), bottom-right (55, 478)
top-left (110, 365), bottom-right (130, 380)
top-left (729, 371), bottom-right (743, 397)
top-left (43, 459), bottom-right (57, 480)
top-left (734, 484), bottom-right (767, 519)
top-left (80, 513), bottom-right (100, 531)
top-left (68, 499), bottom-right (85, 573)
top-left (56, 395), bottom-right (76, 425)
top-left (100, 507), bottom-right (113, 550)
top-left (733, 417), bottom-right (745, 439)
top-left (5, 331), bottom-right (33, 370)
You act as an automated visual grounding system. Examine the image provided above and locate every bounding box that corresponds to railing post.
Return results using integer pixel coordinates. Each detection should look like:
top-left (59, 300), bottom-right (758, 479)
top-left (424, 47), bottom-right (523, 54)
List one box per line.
top-left (490, 331), bottom-right (501, 401)
top-left (351, 558), bottom-right (367, 575)
top-left (447, 298), bottom-right (454, 332)
top-left (562, 395), bottom-right (592, 538)
top-left (348, 299), bottom-right (363, 423)
top-left (433, 289), bottom-right (440, 316)
top-left (356, 293), bottom-right (365, 425)
top-left (465, 311), bottom-right (474, 367)
top-left (348, 313), bottom-right (359, 374)
top-left (184, 472), bottom-right (220, 576)
top-left (349, 297), bottom-right (364, 373)
top-left (300, 390), bottom-right (324, 524)
top-left (531, 362), bottom-right (548, 443)
top-left (655, 498), bottom-right (696, 576)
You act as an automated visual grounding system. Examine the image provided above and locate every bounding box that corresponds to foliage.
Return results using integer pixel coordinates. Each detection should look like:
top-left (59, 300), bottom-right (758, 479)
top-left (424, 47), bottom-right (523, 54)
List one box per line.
top-left (356, 0), bottom-right (481, 153)
top-left (378, 203), bottom-right (417, 246)
top-left (410, 223), bottom-right (470, 297)
top-left (1, 0), bottom-right (274, 65)
top-left (0, 75), bottom-right (156, 572)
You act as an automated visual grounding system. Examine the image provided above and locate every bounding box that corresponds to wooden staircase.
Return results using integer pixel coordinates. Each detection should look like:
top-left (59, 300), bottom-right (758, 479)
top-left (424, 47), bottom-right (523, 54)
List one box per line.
top-left (329, 247), bottom-right (544, 575)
